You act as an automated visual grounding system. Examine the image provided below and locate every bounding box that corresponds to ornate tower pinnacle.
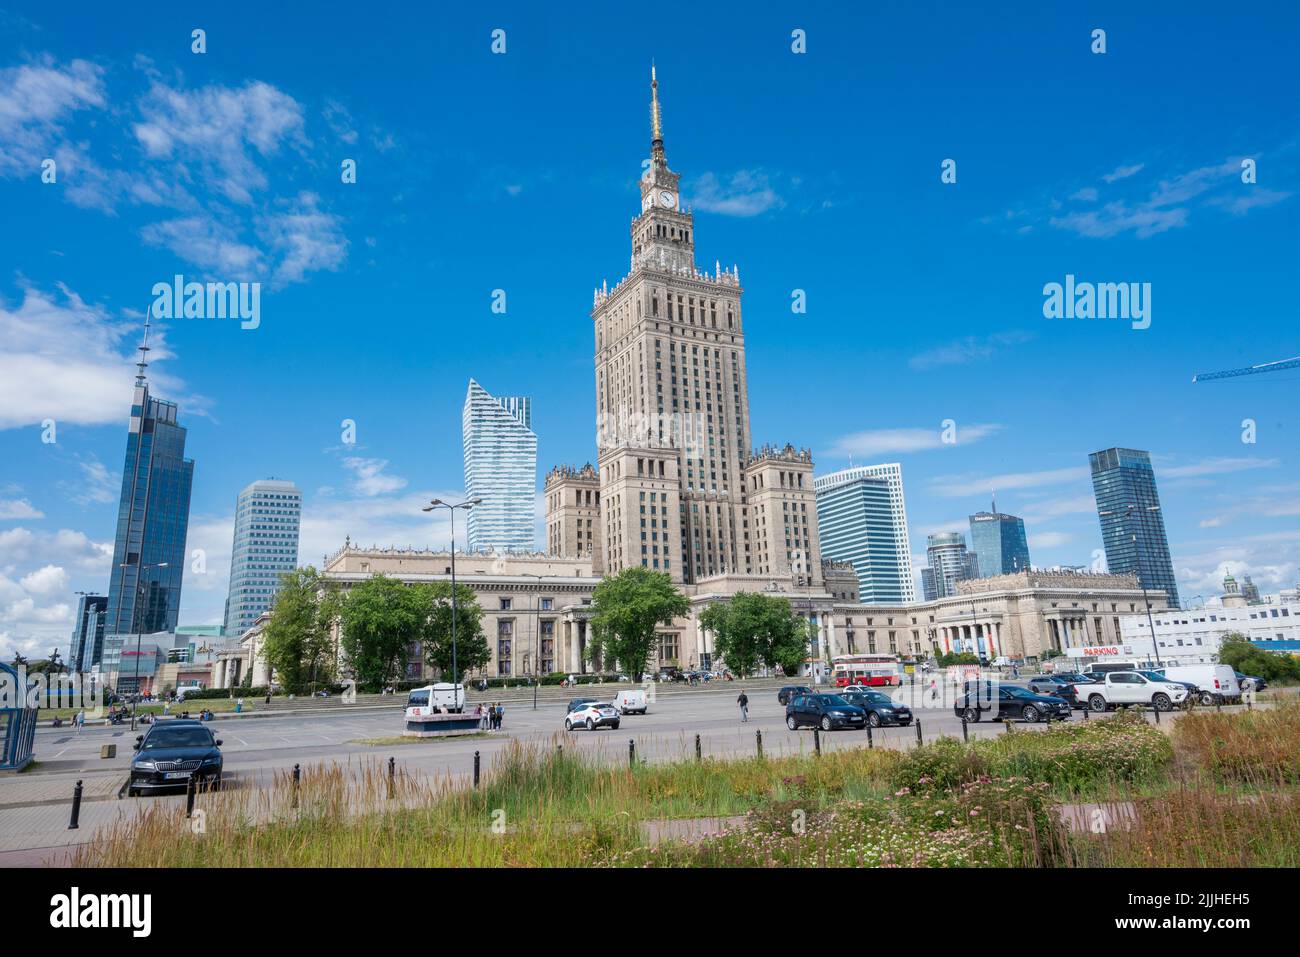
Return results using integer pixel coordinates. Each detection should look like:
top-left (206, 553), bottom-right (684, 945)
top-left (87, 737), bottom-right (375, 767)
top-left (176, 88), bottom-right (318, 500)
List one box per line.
top-left (650, 63), bottom-right (666, 169)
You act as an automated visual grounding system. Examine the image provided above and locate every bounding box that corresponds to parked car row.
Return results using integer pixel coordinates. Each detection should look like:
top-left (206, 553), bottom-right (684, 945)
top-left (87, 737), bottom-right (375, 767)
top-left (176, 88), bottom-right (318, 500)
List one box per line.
top-left (784, 688), bottom-right (915, 732)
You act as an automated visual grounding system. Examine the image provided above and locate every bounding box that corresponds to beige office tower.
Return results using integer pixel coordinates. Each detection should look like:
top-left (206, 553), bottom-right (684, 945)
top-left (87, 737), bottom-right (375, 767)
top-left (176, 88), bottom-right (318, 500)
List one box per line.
top-left (588, 68), bottom-right (820, 587)
top-left (543, 464), bottom-right (604, 574)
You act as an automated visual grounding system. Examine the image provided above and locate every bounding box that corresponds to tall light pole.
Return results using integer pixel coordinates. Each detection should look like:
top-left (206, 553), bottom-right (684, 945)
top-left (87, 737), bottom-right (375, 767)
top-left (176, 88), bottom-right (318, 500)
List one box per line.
top-left (422, 498), bottom-right (481, 705)
top-left (120, 560), bottom-right (168, 730)
top-left (1099, 504), bottom-right (1164, 668)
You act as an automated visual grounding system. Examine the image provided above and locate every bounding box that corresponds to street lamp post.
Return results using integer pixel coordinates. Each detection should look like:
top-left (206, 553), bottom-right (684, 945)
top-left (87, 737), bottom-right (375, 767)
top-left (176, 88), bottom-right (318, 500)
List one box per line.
top-left (120, 560), bottom-right (168, 730)
top-left (422, 498), bottom-right (481, 704)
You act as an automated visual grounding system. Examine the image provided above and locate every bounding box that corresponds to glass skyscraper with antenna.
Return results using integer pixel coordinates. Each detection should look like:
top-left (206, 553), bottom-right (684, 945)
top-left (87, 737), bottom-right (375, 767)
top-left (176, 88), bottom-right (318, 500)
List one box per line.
top-left (104, 325), bottom-right (195, 639)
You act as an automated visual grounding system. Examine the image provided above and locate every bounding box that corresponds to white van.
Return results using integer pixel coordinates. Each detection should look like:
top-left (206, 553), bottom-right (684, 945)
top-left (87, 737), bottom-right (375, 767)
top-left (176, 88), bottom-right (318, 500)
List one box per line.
top-left (1157, 664), bottom-right (1241, 705)
top-left (174, 684), bottom-right (203, 702)
top-left (611, 688), bottom-right (648, 715)
top-left (1083, 660), bottom-right (1139, 676)
top-left (404, 683), bottom-right (466, 717)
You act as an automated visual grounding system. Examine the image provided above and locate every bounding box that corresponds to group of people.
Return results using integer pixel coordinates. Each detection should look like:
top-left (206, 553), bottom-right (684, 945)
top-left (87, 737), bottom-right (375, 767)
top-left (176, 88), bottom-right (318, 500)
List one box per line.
top-left (476, 702), bottom-right (506, 730)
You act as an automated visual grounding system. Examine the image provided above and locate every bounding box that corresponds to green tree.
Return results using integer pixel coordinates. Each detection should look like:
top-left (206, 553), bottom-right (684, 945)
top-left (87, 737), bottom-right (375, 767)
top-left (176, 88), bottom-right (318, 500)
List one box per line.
top-left (338, 574), bottom-right (424, 689)
top-left (937, 651), bottom-right (980, 667)
top-left (262, 567), bottom-right (339, 694)
top-left (1217, 632), bottom-right (1300, 683)
top-left (416, 581), bottom-right (490, 682)
top-left (588, 566), bottom-right (689, 679)
top-left (700, 592), bottom-right (808, 678)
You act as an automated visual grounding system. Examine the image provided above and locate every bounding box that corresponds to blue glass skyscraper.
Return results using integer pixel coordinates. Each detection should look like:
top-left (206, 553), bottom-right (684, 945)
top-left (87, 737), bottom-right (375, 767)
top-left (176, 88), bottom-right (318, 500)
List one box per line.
top-left (814, 464), bottom-right (915, 603)
top-left (1089, 447), bottom-right (1180, 608)
top-left (968, 499), bottom-right (1031, 578)
top-left (105, 332), bottom-right (195, 638)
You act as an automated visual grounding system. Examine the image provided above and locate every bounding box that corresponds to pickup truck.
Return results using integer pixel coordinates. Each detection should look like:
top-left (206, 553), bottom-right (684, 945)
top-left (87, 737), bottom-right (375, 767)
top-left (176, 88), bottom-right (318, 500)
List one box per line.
top-left (1081, 671), bottom-right (1188, 713)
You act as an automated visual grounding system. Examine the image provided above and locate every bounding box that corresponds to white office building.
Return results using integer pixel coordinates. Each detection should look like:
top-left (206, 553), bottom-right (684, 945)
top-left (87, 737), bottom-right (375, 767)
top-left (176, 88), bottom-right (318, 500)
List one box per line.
top-left (223, 479), bottom-right (302, 637)
top-left (814, 463), bottom-right (915, 603)
top-left (463, 379), bottom-right (538, 553)
top-left (1118, 598), bottom-right (1300, 663)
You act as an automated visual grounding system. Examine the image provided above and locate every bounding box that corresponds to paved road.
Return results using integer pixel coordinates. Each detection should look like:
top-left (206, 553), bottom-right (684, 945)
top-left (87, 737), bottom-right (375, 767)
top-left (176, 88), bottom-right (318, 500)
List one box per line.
top-left (5, 681), bottom-right (1252, 863)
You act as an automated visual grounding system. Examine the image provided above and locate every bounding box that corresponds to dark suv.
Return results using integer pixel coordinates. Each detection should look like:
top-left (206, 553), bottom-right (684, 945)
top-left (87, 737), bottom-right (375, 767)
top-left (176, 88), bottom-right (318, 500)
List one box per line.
top-left (777, 685), bottom-right (812, 705)
top-left (129, 719), bottom-right (223, 795)
top-left (785, 693), bottom-right (866, 731)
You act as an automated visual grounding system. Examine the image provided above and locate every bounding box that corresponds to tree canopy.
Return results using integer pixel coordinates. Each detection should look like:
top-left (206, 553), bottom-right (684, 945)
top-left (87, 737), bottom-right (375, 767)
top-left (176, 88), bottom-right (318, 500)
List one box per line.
top-left (262, 566), bottom-right (339, 694)
top-left (699, 591), bottom-right (808, 678)
top-left (338, 574), bottom-right (426, 688)
top-left (588, 566), bottom-right (689, 679)
top-left (416, 581), bottom-right (489, 682)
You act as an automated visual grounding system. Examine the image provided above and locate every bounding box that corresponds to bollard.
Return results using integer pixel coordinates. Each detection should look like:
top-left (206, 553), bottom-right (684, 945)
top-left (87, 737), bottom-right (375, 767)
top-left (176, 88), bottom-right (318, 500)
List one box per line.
top-left (473, 751), bottom-right (481, 788)
top-left (1216, 699), bottom-right (1222, 713)
top-left (756, 729), bottom-right (763, 758)
top-left (628, 739), bottom-right (636, 768)
top-left (866, 723), bottom-right (873, 748)
top-left (961, 717), bottom-right (969, 743)
top-left (1153, 704), bottom-right (1161, 724)
top-left (68, 779), bottom-right (83, 830)
top-left (1247, 696), bottom-right (1253, 712)
top-left (186, 773), bottom-right (197, 819)
top-left (388, 756), bottom-right (396, 799)
top-left (695, 733), bottom-right (701, 762)
top-left (1003, 718), bottom-right (1012, 734)
top-left (291, 763), bottom-right (301, 809)
top-left (916, 720), bottom-right (923, 746)
top-left (813, 727), bottom-right (822, 756)
top-left (1083, 706), bottom-right (1090, 722)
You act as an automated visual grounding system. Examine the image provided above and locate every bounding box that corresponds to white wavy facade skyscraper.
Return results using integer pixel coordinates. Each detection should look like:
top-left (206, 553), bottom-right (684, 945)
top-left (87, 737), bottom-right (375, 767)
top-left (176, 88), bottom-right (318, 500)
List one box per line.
top-left (462, 379), bottom-right (537, 553)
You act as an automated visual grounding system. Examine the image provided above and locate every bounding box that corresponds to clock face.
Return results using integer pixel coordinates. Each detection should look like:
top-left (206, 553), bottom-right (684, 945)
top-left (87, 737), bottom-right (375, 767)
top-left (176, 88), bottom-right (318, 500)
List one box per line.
top-left (659, 190), bottom-right (675, 208)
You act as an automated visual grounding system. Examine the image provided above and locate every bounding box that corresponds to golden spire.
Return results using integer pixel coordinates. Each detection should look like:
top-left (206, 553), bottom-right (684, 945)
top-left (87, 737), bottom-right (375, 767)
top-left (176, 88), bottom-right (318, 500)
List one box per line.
top-left (650, 62), bottom-right (666, 168)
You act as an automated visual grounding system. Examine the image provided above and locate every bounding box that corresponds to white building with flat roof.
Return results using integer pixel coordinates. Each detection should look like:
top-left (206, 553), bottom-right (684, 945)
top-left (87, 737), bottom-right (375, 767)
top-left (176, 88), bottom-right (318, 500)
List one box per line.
top-left (1119, 599), bottom-right (1300, 663)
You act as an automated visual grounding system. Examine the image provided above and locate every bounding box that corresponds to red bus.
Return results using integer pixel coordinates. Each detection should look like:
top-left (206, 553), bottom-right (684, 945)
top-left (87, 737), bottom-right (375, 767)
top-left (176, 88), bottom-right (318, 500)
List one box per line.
top-left (832, 654), bottom-right (901, 688)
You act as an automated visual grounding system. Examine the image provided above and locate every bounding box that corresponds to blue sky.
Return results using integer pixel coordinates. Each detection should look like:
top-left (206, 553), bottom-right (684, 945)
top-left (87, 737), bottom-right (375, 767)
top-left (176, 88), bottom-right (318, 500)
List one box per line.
top-left (2, 1), bottom-right (1298, 659)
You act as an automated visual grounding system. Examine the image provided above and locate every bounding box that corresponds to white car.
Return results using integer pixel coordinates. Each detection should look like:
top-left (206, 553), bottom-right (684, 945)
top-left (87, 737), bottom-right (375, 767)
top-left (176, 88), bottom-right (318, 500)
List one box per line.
top-left (1082, 672), bottom-right (1188, 712)
top-left (564, 701), bottom-right (621, 731)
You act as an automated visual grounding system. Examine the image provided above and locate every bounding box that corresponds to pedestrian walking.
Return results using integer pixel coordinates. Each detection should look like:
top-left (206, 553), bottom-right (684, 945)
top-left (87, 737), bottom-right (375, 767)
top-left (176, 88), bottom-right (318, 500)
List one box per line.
top-left (496, 702), bottom-right (505, 730)
top-left (929, 679), bottom-right (938, 704)
top-left (737, 690), bottom-right (749, 722)
top-left (75, 709), bottom-right (85, 731)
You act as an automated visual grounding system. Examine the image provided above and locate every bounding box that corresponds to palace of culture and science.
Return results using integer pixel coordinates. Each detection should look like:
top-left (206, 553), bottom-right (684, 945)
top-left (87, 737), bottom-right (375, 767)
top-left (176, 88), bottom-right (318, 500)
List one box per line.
top-left (547, 67), bottom-right (825, 596)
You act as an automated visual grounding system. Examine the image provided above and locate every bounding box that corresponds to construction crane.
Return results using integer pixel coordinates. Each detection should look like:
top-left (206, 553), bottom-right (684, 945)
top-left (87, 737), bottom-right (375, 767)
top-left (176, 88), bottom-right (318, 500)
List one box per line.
top-left (1192, 355), bottom-right (1300, 383)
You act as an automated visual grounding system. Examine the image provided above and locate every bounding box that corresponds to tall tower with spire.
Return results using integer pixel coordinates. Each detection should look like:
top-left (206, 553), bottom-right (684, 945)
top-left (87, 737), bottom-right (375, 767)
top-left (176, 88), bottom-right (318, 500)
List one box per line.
top-left (103, 312), bottom-right (195, 663)
top-left (587, 68), bottom-right (813, 587)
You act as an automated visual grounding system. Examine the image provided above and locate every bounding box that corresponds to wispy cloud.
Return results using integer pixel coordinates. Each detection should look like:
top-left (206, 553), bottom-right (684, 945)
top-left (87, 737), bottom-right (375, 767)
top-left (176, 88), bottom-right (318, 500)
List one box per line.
top-left (342, 457), bottom-right (408, 497)
top-left (999, 153), bottom-right (1292, 241)
top-left (1161, 456), bottom-right (1278, 479)
top-left (688, 170), bottom-right (783, 217)
top-left (827, 423), bottom-right (1002, 459)
top-left (1102, 163), bottom-right (1144, 184)
top-left (0, 56), bottom-right (106, 177)
top-left (909, 331), bottom-right (1034, 371)
top-left (931, 466), bottom-right (1088, 499)
top-left (0, 498), bottom-right (43, 520)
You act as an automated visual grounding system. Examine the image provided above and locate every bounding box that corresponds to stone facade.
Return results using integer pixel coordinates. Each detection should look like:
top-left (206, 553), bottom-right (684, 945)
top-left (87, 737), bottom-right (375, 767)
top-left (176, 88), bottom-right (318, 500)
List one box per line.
top-left (543, 464), bottom-right (603, 574)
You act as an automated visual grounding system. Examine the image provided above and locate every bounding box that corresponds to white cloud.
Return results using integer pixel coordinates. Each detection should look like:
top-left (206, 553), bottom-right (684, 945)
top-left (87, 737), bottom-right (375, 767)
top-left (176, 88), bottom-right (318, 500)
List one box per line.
top-left (140, 213), bottom-right (264, 276)
top-left (1028, 531), bottom-right (1072, 549)
top-left (827, 423), bottom-right (1002, 459)
top-left (1102, 163), bottom-right (1145, 184)
top-left (909, 331), bottom-right (1034, 371)
top-left (342, 457), bottom-right (408, 497)
top-left (19, 564), bottom-right (68, 597)
top-left (0, 498), bottom-right (43, 519)
top-left (133, 78), bottom-right (308, 204)
top-left (0, 56), bottom-right (106, 177)
top-left (1160, 456), bottom-right (1277, 479)
top-left (0, 283), bottom-right (189, 430)
top-left (689, 170), bottom-right (783, 217)
top-left (931, 466), bottom-right (1088, 498)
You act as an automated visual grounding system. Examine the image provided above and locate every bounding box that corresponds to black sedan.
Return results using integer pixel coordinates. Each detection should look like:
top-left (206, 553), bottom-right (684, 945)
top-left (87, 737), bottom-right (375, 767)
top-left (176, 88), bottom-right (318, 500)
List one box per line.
top-left (785, 693), bottom-right (867, 731)
top-left (128, 719), bottom-right (224, 795)
top-left (839, 687), bottom-right (913, 727)
top-left (777, 685), bottom-right (812, 705)
top-left (955, 684), bottom-right (1071, 723)
top-left (1235, 671), bottom-right (1268, 692)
